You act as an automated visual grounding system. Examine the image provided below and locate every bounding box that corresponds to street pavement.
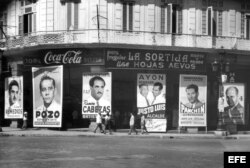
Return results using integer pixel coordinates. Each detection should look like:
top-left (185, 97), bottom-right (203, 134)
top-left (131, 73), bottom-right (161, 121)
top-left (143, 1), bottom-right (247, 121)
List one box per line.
top-left (1, 127), bottom-right (250, 139)
top-left (1, 135), bottom-right (250, 168)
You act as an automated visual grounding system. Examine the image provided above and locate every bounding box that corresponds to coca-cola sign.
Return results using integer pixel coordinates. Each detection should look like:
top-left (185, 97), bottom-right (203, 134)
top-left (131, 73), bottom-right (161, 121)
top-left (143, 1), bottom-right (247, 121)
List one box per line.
top-left (23, 49), bottom-right (104, 66)
top-left (44, 50), bottom-right (82, 64)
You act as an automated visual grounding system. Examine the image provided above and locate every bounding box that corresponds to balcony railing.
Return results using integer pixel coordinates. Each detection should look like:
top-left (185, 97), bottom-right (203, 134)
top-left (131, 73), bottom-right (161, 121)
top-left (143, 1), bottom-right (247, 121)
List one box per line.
top-left (0, 29), bottom-right (250, 51)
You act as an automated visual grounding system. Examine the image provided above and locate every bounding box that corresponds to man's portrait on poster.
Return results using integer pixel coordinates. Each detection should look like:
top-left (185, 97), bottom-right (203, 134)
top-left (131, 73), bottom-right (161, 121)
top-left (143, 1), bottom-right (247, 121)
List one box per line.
top-left (184, 84), bottom-right (204, 109)
top-left (8, 79), bottom-right (21, 109)
top-left (35, 74), bottom-right (60, 115)
top-left (223, 85), bottom-right (244, 125)
top-left (85, 76), bottom-right (110, 107)
top-left (137, 83), bottom-right (152, 108)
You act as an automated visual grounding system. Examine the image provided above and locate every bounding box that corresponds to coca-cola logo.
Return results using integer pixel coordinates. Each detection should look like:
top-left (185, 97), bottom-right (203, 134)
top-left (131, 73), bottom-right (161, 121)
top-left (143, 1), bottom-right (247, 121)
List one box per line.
top-left (44, 50), bottom-right (82, 64)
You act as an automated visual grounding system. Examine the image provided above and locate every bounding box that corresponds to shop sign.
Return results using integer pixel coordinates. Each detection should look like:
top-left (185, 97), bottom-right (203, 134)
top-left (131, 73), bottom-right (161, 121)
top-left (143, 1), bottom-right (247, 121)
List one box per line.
top-left (23, 49), bottom-right (104, 66)
top-left (106, 49), bottom-right (206, 71)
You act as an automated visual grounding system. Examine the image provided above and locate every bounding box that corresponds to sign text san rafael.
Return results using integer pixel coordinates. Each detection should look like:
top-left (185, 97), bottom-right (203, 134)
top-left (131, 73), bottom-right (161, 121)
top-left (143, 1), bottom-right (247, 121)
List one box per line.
top-left (106, 49), bottom-right (205, 71)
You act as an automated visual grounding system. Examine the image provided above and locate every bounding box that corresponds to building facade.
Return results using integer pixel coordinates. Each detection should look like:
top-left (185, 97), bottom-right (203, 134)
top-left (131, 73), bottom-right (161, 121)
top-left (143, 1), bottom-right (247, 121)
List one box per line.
top-left (0, 0), bottom-right (250, 132)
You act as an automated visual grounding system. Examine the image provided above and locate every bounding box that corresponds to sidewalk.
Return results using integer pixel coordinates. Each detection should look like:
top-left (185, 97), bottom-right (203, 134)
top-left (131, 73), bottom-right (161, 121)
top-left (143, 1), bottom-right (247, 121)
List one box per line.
top-left (1, 127), bottom-right (250, 139)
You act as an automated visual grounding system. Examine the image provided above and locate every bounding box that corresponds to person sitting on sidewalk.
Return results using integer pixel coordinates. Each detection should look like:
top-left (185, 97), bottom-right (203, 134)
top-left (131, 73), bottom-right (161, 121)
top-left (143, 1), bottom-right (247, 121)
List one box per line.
top-left (128, 112), bottom-right (138, 135)
top-left (93, 112), bottom-right (104, 133)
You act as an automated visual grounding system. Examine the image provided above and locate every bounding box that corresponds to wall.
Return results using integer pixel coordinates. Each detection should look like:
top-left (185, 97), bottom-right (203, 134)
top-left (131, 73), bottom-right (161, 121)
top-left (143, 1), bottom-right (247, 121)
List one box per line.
top-left (1, 0), bottom-right (249, 38)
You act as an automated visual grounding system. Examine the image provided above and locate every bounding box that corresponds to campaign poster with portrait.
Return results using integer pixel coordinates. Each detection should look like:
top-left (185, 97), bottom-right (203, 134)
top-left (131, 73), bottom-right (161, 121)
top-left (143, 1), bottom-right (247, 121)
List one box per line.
top-left (32, 66), bottom-right (63, 127)
top-left (179, 75), bottom-right (207, 127)
top-left (137, 73), bottom-right (166, 132)
top-left (82, 72), bottom-right (112, 119)
top-left (4, 76), bottom-right (23, 119)
top-left (222, 83), bottom-right (245, 125)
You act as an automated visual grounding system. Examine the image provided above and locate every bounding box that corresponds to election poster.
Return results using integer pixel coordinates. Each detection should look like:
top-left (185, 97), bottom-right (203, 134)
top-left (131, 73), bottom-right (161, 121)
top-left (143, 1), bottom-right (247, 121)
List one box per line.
top-left (4, 76), bottom-right (23, 119)
top-left (179, 75), bottom-right (207, 127)
top-left (32, 66), bottom-right (63, 127)
top-left (82, 72), bottom-right (112, 119)
top-left (137, 73), bottom-right (166, 132)
top-left (222, 83), bottom-right (245, 125)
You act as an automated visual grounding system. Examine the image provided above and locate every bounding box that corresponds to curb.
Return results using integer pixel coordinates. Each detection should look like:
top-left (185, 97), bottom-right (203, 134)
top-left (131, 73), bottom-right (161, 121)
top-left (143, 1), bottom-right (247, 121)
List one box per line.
top-left (0, 132), bottom-right (232, 139)
top-left (1, 128), bottom-right (250, 139)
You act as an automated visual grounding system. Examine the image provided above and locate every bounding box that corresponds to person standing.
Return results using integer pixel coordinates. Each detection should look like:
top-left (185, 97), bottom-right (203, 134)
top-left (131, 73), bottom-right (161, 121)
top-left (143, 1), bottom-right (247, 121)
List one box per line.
top-left (22, 111), bottom-right (28, 129)
top-left (128, 112), bottom-right (138, 135)
top-left (140, 114), bottom-right (148, 134)
top-left (104, 112), bottom-right (112, 135)
top-left (93, 112), bottom-right (104, 133)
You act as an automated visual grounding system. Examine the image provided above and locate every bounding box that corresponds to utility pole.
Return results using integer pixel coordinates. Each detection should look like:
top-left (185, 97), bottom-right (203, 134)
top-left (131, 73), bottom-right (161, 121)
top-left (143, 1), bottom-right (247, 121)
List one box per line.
top-left (96, 5), bottom-right (100, 43)
top-left (0, 49), bottom-right (3, 132)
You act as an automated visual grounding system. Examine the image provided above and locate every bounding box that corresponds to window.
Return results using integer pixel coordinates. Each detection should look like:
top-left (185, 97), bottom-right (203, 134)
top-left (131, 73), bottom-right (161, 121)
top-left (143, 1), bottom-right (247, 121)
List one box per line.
top-left (123, 3), bottom-right (133, 32)
top-left (162, 4), bottom-right (182, 34)
top-left (167, 4), bottom-right (183, 33)
top-left (204, 7), bottom-right (217, 36)
top-left (21, 0), bottom-right (33, 7)
top-left (19, 13), bottom-right (36, 35)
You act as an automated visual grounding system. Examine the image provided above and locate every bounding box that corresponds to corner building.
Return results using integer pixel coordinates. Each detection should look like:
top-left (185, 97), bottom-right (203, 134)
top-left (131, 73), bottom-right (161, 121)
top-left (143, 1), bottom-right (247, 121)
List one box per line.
top-left (0, 0), bottom-right (250, 132)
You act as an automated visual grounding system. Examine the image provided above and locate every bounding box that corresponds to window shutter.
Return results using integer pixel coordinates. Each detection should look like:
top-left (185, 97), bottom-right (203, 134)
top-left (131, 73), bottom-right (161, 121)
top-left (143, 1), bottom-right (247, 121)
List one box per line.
top-left (19, 15), bottom-right (23, 35)
top-left (67, 3), bottom-right (72, 30)
top-left (217, 10), bottom-right (222, 36)
top-left (240, 12), bottom-right (245, 38)
top-left (202, 9), bottom-right (207, 34)
top-left (177, 7), bottom-right (182, 34)
top-left (167, 4), bottom-right (172, 33)
top-left (74, 3), bottom-right (79, 30)
top-left (33, 13), bottom-right (36, 33)
top-left (213, 10), bottom-right (217, 36)
top-left (128, 3), bottom-right (133, 31)
top-left (160, 6), bottom-right (165, 34)
top-left (208, 8), bottom-right (212, 36)
top-left (229, 10), bottom-right (236, 36)
top-left (247, 16), bottom-right (250, 39)
top-left (123, 3), bottom-right (127, 31)
top-left (28, 14), bottom-right (32, 33)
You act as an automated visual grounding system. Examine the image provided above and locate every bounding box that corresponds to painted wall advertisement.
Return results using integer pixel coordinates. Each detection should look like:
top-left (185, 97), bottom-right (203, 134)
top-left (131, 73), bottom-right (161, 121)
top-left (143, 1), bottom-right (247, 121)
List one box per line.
top-left (106, 49), bottom-right (206, 71)
top-left (24, 49), bottom-right (104, 65)
top-left (137, 73), bottom-right (166, 132)
top-left (4, 76), bottom-right (23, 119)
top-left (222, 83), bottom-right (245, 125)
top-left (179, 75), bottom-right (207, 127)
top-left (82, 72), bottom-right (112, 119)
top-left (32, 66), bottom-right (63, 127)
